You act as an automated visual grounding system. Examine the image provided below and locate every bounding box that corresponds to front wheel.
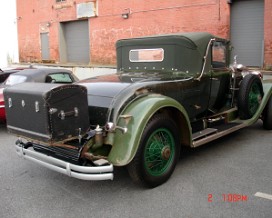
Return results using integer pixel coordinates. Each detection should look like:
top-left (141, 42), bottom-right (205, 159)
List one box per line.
top-left (127, 115), bottom-right (181, 188)
top-left (238, 74), bottom-right (263, 120)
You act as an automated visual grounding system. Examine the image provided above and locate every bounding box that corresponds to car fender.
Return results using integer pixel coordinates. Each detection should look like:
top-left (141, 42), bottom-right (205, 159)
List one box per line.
top-left (232, 81), bottom-right (272, 126)
top-left (248, 82), bottom-right (272, 125)
top-left (107, 94), bottom-right (191, 166)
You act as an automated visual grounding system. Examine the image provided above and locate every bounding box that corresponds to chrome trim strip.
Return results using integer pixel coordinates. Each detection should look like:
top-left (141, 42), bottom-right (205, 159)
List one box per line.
top-left (15, 145), bottom-right (114, 181)
top-left (196, 38), bottom-right (215, 81)
top-left (0, 105), bottom-right (5, 109)
top-left (192, 122), bottom-right (247, 147)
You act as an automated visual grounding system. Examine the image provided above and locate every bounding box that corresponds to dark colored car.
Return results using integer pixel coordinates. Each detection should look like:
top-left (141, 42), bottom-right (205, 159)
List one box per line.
top-left (0, 68), bottom-right (78, 122)
top-left (0, 69), bottom-right (17, 84)
top-left (1, 68), bottom-right (23, 84)
top-left (0, 66), bottom-right (36, 84)
top-left (4, 32), bottom-right (272, 187)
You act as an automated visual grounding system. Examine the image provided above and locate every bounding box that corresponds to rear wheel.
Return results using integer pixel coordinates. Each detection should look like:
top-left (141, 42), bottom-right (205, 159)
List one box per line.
top-left (263, 96), bottom-right (272, 130)
top-left (127, 115), bottom-right (180, 188)
top-left (238, 74), bottom-right (263, 120)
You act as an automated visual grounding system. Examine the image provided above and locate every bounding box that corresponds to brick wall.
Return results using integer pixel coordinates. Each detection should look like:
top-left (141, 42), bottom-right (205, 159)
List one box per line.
top-left (264, 0), bottom-right (272, 69)
top-left (16, 0), bottom-right (271, 68)
top-left (17, 0), bottom-right (87, 62)
top-left (90, 0), bottom-right (231, 64)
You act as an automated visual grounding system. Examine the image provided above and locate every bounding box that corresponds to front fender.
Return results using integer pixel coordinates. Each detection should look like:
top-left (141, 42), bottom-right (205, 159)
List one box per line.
top-left (247, 81), bottom-right (272, 125)
top-left (107, 94), bottom-right (191, 166)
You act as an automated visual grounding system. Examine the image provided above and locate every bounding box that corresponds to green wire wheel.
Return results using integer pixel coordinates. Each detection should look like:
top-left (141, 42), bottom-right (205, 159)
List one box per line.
top-left (238, 74), bottom-right (263, 120)
top-left (127, 115), bottom-right (180, 188)
top-left (143, 128), bottom-right (175, 177)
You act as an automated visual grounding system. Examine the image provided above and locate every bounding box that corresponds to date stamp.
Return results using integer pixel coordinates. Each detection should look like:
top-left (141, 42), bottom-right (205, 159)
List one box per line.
top-left (208, 193), bottom-right (248, 202)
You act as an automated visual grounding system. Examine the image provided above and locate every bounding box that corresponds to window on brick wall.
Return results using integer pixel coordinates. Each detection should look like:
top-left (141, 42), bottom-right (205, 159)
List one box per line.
top-left (56, 0), bottom-right (66, 2)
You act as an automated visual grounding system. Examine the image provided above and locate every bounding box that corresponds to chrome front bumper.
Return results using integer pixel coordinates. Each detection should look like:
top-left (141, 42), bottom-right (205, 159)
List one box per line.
top-left (15, 144), bottom-right (114, 181)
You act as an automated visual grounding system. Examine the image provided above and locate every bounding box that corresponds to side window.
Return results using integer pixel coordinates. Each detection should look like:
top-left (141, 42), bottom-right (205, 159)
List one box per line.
top-left (212, 41), bottom-right (226, 68)
top-left (46, 73), bottom-right (73, 83)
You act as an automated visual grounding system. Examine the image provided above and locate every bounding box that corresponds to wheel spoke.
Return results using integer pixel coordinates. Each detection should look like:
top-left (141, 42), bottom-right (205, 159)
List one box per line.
top-left (144, 128), bottom-right (175, 176)
top-left (238, 74), bottom-right (263, 120)
top-left (248, 83), bottom-right (261, 115)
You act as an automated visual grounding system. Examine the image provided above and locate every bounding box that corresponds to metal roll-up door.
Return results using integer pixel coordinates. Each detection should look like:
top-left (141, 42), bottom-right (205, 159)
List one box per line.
top-left (230, 0), bottom-right (264, 67)
top-left (62, 20), bottom-right (90, 64)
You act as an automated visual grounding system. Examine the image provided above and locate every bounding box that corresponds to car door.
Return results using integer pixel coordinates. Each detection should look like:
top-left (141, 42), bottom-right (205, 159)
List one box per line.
top-left (208, 40), bottom-right (232, 111)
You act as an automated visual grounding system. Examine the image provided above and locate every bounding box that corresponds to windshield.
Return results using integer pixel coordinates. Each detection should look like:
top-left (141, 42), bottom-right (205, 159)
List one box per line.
top-left (4, 75), bottom-right (27, 86)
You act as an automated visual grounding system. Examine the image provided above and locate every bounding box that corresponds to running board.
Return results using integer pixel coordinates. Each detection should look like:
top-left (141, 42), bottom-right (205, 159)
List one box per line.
top-left (192, 128), bottom-right (218, 141)
top-left (192, 122), bottom-right (247, 148)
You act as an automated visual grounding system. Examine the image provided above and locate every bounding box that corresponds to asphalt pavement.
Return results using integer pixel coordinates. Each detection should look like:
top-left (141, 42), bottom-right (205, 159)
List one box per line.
top-left (0, 120), bottom-right (271, 218)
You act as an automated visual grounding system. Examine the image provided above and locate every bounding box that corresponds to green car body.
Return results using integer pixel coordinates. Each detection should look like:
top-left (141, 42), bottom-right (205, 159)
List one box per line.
top-left (6, 32), bottom-right (272, 187)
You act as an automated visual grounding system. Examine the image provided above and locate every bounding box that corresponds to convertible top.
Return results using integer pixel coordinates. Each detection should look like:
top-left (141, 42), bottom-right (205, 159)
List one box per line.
top-left (116, 32), bottom-right (227, 61)
top-left (116, 32), bottom-right (228, 73)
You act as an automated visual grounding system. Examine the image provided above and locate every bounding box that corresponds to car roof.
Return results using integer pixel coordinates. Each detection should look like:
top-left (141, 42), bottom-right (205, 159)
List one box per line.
top-left (0, 69), bottom-right (20, 74)
top-left (116, 32), bottom-right (227, 59)
top-left (0, 69), bottom-right (22, 83)
top-left (12, 68), bottom-right (74, 82)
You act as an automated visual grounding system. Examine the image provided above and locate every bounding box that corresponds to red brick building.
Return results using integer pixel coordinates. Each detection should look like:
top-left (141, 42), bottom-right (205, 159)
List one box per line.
top-left (16, 0), bottom-right (272, 68)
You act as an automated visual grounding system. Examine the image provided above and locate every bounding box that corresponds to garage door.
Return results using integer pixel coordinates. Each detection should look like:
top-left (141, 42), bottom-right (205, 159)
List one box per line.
top-left (62, 20), bottom-right (90, 64)
top-left (230, 0), bottom-right (264, 67)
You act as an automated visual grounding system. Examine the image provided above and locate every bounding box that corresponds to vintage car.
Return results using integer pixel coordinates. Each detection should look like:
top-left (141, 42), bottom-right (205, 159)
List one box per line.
top-left (0, 68), bottom-right (78, 123)
top-left (4, 32), bottom-right (272, 187)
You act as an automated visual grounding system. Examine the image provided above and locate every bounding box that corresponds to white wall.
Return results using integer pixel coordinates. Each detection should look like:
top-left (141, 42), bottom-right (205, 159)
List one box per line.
top-left (0, 0), bottom-right (19, 69)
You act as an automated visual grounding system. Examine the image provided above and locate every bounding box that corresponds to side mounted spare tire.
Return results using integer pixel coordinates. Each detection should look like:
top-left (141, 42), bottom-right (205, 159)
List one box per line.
top-left (263, 95), bottom-right (272, 130)
top-left (238, 74), bottom-right (263, 120)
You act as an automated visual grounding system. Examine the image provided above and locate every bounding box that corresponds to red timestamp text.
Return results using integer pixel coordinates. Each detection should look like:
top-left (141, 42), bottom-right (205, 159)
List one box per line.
top-left (208, 193), bottom-right (248, 202)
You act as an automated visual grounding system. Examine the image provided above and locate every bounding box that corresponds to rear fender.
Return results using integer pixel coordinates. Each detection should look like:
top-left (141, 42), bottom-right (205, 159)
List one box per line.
top-left (107, 94), bottom-right (191, 166)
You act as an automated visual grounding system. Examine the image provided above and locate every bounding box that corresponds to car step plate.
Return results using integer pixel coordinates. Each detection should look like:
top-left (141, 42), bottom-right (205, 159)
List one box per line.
top-left (192, 128), bottom-right (218, 141)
